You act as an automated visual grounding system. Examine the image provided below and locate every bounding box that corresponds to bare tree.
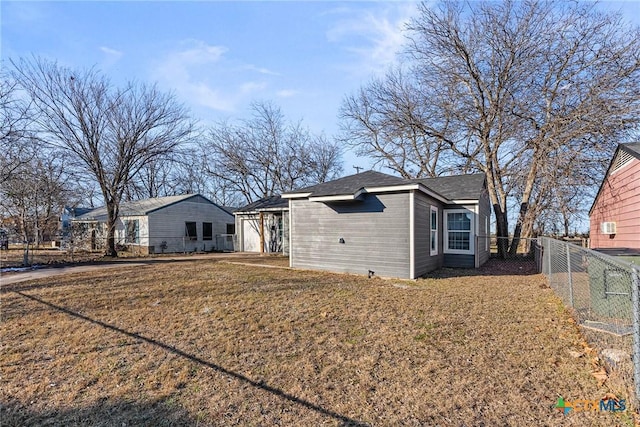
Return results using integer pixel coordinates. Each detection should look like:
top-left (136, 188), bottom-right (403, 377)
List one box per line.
top-left (0, 150), bottom-right (73, 247)
top-left (340, 66), bottom-right (454, 178)
top-left (342, 1), bottom-right (640, 256)
top-left (203, 101), bottom-right (342, 204)
top-left (11, 57), bottom-right (195, 256)
top-left (0, 71), bottom-right (36, 184)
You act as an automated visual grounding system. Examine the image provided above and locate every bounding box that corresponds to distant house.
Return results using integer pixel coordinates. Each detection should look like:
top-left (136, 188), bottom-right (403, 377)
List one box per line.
top-left (589, 143), bottom-right (640, 251)
top-left (73, 194), bottom-right (235, 254)
top-left (281, 171), bottom-right (491, 279)
top-left (59, 206), bottom-right (93, 248)
top-left (233, 195), bottom-right (289, 255)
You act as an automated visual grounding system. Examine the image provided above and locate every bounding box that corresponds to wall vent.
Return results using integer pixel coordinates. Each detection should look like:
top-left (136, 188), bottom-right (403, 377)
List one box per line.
top-left (612, 150), bottom-right (633, 173)
top-left (601, 222), bottom-right (617, 235)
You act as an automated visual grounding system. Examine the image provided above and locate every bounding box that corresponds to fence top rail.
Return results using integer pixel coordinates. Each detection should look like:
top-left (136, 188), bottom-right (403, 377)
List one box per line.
top-left (541, 236), bottom-right (639, 271)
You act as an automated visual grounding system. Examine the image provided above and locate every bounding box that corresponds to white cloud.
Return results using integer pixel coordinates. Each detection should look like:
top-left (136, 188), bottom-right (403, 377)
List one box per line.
top-left (174, 40), bottom-right (227, 65)
top-left (100, 46), bottom-right (122, 58)
top-left (153, 39), bottom-right (276, 113)
top-left (240, 81), bottom-right (267, 94)
top-left (99, 46), bottom-right (123, 67)
top-left (153, 40), bottom-right (235, 111)
top-left (244, 64), bottom-right (280, 76)
top-left (276, 89), bottom-right (299, 98)
top-left (326, 3), bottom-right (418, 76)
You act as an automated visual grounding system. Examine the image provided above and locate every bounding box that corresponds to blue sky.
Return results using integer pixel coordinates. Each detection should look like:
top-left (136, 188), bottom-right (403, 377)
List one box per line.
top-left (2, 1), bottom-right (640, 173)
top-left (1, 1), bottom-right (421, 171)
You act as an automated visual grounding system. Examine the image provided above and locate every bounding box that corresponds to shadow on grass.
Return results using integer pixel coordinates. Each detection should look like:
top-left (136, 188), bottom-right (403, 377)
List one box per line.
top-left (1, 396), bottom-right (196, 427)
top-left (12, 291), bottom-right (370, 427)
top-left (423, 258), bottom-right (540, 279)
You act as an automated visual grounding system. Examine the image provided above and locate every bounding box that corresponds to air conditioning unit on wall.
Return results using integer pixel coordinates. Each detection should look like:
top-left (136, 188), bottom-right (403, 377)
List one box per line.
top-left (601, 222), bottom-right (617, 235)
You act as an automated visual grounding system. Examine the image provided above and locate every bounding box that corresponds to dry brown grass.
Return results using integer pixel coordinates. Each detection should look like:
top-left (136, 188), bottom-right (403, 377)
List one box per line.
top-left (0, 247), bottom-right (103, 269)
top-left (1, 259), bottom-right (637, 426)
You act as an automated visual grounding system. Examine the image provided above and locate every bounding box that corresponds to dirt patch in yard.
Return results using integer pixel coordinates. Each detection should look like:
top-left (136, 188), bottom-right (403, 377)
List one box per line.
top-left (1, 261), bottom-right (636, 426)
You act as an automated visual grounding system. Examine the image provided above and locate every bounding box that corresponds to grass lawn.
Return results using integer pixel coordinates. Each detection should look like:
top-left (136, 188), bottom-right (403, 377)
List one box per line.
top-left (1, 258), bottom-right (636, 426)
top-left (1, 247), bottom-right (103, 269)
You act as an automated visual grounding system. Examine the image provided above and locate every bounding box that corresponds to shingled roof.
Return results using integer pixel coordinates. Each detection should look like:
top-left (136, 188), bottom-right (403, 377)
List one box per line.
top-left (282, 170), bottom-right (485, 203)
top-left (288, 171), bottom-right (407, 198)
top-left (75, 194), bottom-right (223, 222)
top-left (234, 195), bottom-right (288, 213)
top-left (413, 173), bottom-right (486, 201)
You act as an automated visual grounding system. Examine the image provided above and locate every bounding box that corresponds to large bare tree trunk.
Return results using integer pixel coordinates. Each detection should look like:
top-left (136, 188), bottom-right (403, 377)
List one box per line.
top-left (105, 200), bottom-right (118, 257)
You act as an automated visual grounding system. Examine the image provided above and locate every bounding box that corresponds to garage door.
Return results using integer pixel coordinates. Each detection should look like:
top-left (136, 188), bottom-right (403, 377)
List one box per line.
top-left (242, 219), bottom-right (261, 252)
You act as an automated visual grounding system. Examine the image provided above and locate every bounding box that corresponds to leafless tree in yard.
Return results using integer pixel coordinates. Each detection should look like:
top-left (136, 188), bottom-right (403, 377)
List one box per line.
top-left (0, 71), bottom-right (36, 185)
top-left (203, 101), bottom-right (342, 204)
top-left (339, 66), bottom-right (455, 179)
top-left (11, 57), bottom-right (196, 256)
top-left (341, 0), bottom-right (640, 256)
top-left (0, 149), bottom-right (75, 247)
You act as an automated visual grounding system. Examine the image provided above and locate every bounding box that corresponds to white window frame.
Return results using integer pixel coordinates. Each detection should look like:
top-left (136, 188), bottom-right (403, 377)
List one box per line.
top-left (124, 219), bottom-right (140, 245)
top-left (430, 206), bottom-right (438, 256)
top-left (444, 209), bottom-right (475, 255)
top-left (485, 216), bottom-right (490, 251)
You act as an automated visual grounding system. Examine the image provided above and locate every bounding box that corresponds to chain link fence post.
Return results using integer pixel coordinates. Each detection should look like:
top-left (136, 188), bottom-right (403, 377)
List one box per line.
top-left (632, 266), bottom-right (640, 407)
top-left (566, 244), bottom-right (574, 308)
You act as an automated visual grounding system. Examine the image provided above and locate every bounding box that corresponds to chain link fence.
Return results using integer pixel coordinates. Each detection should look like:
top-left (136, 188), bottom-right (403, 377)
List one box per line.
top-left (539, 236), bottom-right (640, 407)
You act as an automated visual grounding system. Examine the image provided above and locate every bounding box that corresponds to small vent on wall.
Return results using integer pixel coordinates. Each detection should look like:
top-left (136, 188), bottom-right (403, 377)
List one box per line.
top-left (601, 222), bottom-right (617, 235)
top-left (612, 150), bottom-right (633, 173)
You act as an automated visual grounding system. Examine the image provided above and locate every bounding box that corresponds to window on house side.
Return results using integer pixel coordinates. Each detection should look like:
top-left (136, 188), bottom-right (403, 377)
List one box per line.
top-left (430, 206), bottom-right (438, 256)
top-left (125, 219), bottom-right (139, 244)
top-left (185, 222), bottom-right (197, 241)
top-left (445, 211), bottom-right (473, 253)
top-left (203, 222), bottom-right (213, 241)
top-left (485, 216), bottom-right (490, 251)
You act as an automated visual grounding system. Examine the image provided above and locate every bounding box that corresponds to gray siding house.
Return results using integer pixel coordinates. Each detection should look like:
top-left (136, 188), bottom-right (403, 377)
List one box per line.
top-left (73, 194), bottom-right (234, 254)
top-left (233, 195), bottom-right (289, 255)
top-left (281, 171), bottom-right (490, 279)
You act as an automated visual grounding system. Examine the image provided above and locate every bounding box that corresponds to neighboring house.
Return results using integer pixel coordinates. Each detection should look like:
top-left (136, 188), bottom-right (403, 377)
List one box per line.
top-left (281, 170), bottom-right (491, 279)
top-left (589, 142), bottom-right (640, 251)
top-left (59, 206), bottom-right (93, 247)
top-left (234, 195), bottom-right (289, 255)
top-left (73, 194), bottom-right (235, 254)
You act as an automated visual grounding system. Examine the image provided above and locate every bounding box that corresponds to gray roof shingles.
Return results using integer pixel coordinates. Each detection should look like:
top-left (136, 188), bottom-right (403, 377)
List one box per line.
top-left (413, 173), bottom-right (486, 201)
top-left (286, 170), bottom-right (407, 198)
top-left (235, 195), bottom-right (289, 213)
top-left (75, 194), bottom-right (219, 221)
top-left (285, 170), bottom-right (485, 202)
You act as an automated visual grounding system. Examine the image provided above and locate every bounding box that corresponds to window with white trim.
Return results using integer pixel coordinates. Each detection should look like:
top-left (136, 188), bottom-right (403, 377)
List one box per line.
top-left (124, 219), bottom-right (139, 244)
top-left (485, 216), bottom-right (490, 251)
top-left (430, 206), bottom-right (438, 256)
top-left (444, 210), bottom-right (474, 254)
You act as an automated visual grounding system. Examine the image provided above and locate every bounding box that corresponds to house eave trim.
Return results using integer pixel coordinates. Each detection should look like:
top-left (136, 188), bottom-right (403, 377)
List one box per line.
top-left (450, 199), bottom-right (479, 205)
top-left (281, 192), bottom-right (312, 199)
top-left (309, 188), bottom-right (365, 202)
top-left (234, 207), bottom-right (288, 215)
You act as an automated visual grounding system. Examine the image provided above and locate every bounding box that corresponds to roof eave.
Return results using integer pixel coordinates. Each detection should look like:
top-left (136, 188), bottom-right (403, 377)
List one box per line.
top-left (281, 192), bottom-right (312, 199)
top-left (309, 188), bottom-right (365, 202)
top-left (449, 199), bottom-right (480, 205)
top-left (234, 207), bottom-right (288, 215)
